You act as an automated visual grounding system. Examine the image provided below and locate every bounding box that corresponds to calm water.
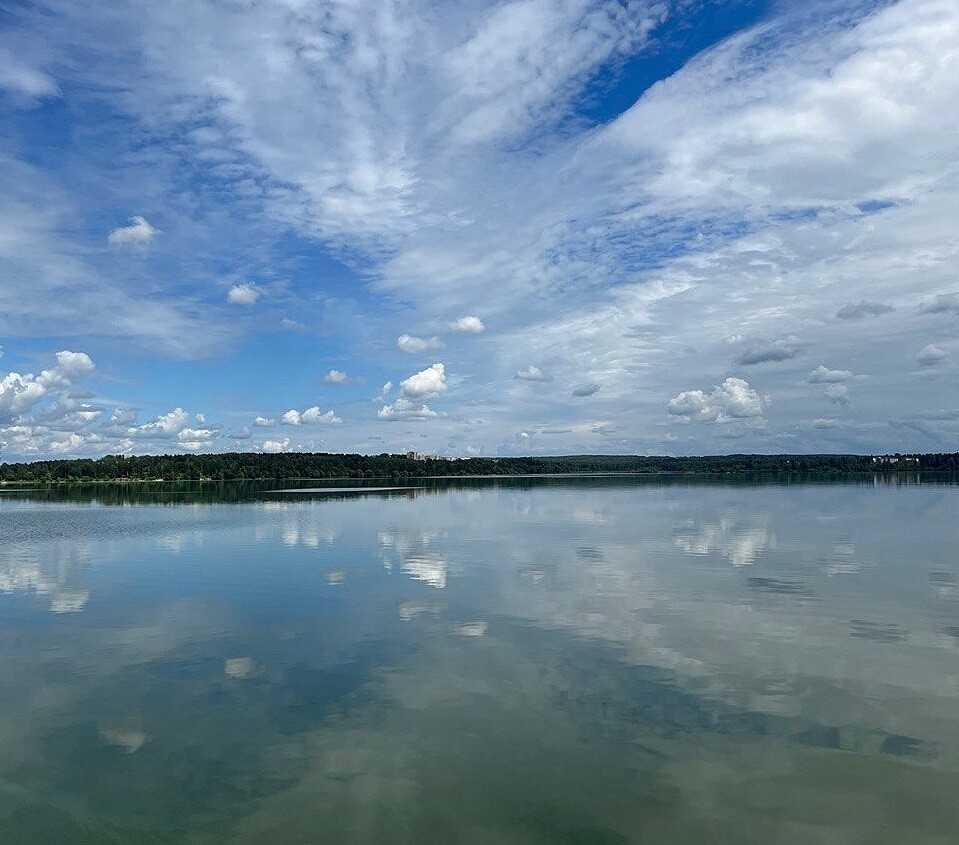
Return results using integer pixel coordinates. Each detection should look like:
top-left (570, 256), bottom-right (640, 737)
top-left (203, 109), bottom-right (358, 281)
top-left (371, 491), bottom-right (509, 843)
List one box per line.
top-left (1, 476), bottom-right (958, 844)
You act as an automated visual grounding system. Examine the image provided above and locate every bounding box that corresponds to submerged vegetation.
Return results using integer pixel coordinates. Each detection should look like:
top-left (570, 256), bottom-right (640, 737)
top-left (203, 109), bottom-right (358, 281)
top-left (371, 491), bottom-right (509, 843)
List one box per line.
top-left (2, 451), bottom-right (958, 483)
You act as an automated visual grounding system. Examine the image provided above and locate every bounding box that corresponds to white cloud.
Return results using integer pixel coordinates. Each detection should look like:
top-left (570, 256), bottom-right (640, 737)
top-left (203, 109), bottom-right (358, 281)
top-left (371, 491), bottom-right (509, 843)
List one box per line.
top-left (253, 416), bottom-right (274, 427)
top-left (917, 344), bottom-right (948, 366)
top-left (0, 372), bottom-right (50, 418)
top-left (50, 432), bottom-right (85, 453)
top-left (808, 365), bottom-right (854, 383)
top-left (515, 365), bottom-right (551, 381)
top-left (281, 406), bottom-right (341, 425)
top-left (0, 47), bottom-right (59, 99)
top-left (449, 315), bottom-right (485, 333)
top-left (396, 334), bottom-right (443, 354)
top-left (129, 408), bottom-right (190, 438)
top-left (376, 398), bottom-right (439, 421)
top-left (107, 216), bottom-right (159, 246)
top-left (177, 427), bottom-right (219, 449)
top-left (262, 438), bottom-right (289, 453)
top-left (227, 283), bottom-right (261, 305)
top-left (324, 369), bottom-right (348, 384)
top-left (399, 362), bottom-right (447, 399)
top-left (229, 426), bottom-right (252, 440)
top-left (1, 350), bottom-right (95, 420)
top-left (667, 377), bottom-right (767, 423)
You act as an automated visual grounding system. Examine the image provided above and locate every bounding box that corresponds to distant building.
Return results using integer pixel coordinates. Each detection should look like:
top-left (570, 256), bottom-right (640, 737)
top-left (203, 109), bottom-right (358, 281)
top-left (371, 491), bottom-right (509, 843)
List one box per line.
top-left (872, 454), bottom-right (919, 464)
top-left (405, 451), bottom-right (439, 461)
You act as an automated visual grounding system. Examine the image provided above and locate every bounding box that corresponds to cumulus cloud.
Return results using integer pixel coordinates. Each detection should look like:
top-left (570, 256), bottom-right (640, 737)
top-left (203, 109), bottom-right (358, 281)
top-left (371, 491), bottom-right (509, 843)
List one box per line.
top-left (734, 338), bottom-right (803, 366)
top-left (107, 216), bottom-right (159, 246)
top-left (399, 363), bottom-right (447, 399)
top-left (917, 344), bottom-right (948, 366)
top-left (836, 301), bottom-right (894, 320)
top-left (227, 283), bottom-right (261, 305)
top-left (377, 363), bottom-right (447, 421)
top-left (281, 406), bottom-right (341, 425)
top-left (807, 365), bottom-right (854, 383)
top-left (129, 407), bottom-right (190, 438)
top-left (1, 350), bottom-right (95, 420)
top-left (396, 334), bottom-right (443, 354)
top-left (571, 382), bottom-right (601, 397)
top-left (177, 426), bottom-right (219, 449)
top-left (449, 315), bottom-right (485, 333)
top-left (253, 416), bottom-right (274, 427)
top-left (515, 365), bottom-right (551, 381)
top-left (667, 378), bottom-right (767, 423)
top-left (324, 369), bottom-right (348, 384)
top-left (229, 426), bottom-right (252, 440)
top-left (262, 438), bottom-right (289, 453)
top-left (376, 399), bottom-right (440, 421)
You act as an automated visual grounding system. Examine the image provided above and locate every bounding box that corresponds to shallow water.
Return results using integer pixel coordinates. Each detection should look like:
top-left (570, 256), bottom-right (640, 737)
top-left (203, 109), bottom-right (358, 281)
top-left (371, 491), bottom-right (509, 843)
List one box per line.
top-left (1, 476), bottom-right (958, 843)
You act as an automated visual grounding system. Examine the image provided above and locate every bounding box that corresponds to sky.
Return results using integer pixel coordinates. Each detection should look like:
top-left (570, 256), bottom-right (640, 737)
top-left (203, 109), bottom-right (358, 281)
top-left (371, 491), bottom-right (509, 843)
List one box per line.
top-left (0, 0), bottom-right (957, 460)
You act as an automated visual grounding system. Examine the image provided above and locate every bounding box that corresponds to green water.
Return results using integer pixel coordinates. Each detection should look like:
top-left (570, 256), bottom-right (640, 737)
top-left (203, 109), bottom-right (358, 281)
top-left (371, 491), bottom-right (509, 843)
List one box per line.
top-left (1, 476), bottom-right (958, 843)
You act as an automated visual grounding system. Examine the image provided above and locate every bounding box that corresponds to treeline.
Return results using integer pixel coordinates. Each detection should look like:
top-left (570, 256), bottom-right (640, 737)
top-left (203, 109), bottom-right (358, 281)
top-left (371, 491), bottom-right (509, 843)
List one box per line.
top-left (2, 451), bottom-right (958, 482)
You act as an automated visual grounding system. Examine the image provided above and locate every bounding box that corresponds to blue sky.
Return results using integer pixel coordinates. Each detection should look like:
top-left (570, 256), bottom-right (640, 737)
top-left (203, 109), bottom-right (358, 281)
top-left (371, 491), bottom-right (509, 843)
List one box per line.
top-left (1, 0), bottom-right (957, 459)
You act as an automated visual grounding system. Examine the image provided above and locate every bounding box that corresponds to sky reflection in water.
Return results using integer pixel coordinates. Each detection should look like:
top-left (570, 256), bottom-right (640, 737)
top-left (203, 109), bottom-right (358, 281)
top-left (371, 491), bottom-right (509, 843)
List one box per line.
top-left (1, 477), bottom-right (958, 843)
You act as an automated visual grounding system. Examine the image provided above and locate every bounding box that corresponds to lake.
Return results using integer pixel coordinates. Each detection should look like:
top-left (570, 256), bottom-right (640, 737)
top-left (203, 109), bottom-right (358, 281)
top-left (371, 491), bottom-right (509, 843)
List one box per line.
top-left (1, 475), bottom-right (958, 843)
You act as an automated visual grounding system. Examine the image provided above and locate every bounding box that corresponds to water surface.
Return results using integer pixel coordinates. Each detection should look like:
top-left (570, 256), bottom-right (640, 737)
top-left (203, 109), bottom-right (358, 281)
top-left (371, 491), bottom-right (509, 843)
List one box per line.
top-left (1, 476), bottom-right (958, 843)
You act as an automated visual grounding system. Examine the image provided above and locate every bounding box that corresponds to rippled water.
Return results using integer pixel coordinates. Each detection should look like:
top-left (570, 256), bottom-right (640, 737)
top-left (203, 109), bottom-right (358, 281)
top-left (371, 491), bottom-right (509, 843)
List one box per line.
top-left (1, 476), bottom-right (958, 843)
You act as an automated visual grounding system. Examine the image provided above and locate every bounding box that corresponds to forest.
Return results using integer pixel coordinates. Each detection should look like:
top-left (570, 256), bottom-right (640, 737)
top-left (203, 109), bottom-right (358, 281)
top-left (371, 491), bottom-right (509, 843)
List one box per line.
top-left (2, 451), bottom-right (958, 482)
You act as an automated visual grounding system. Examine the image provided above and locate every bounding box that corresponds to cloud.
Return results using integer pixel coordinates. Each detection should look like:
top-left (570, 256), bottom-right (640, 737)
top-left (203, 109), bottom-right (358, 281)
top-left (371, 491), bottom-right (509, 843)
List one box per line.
top-left (129, 408), bottom-right (190, 438)
top-left (262, 438), bottom-right (289, 453)
top-left (807, 365), bottom-right (854, 383)
top-left (177, 426), bottom-right (219, 449)
top-left (281, 406), bottom-right (341, 425)
top-left (571, 382), bottom-right (600, 397)
top-left (734, 338), bottom-right (803, 366)
top-left (324, 369), bottom-right (348, 384)
top-left (917, 344), bottom-right (948, 366)
top-left (373, 381), bottom-right (393, 403)
top-left (228, 426), bottom-right (252, 440)
top-left (0, 48), bottom-right (59, 99)
top-left (396, 334), bottom-right (443, 354)
top-left (376, 363), bottom-right (447, 421)
top-left (399, 363), bottom-right (447, 400)
top-left (376, 398), bottom-right (440, 421)
top-left (1, 350), bottom-right (95, 420)
top-left (825, 384), bottom-right (850, 405)
top-left (667, 377), bottom-right (767, 423)
top-left (515, 365), bottom-right (551, 381)
top-left (3, 0), bottom-right (959, 456)
top-left (449, 315), bottom-right (485, 333)
top-left (107, 216), bottom-right (159, 246)
top-left (836, 301), bottom-right (894, 320)
top-left (921, 292), bottom-right (959, 315)
top-left (227, 283), bottom-right (261, 305)
top-left (252, 416), bottom-right (274, 427)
